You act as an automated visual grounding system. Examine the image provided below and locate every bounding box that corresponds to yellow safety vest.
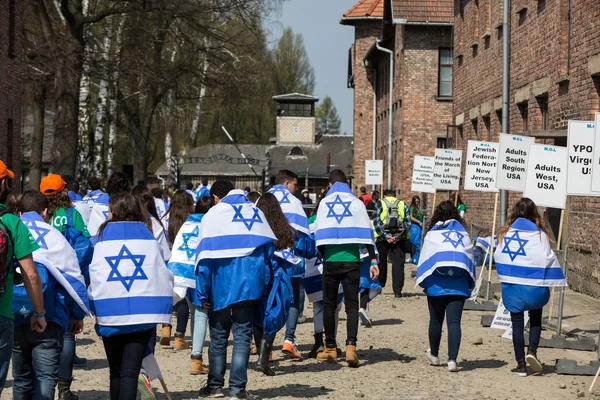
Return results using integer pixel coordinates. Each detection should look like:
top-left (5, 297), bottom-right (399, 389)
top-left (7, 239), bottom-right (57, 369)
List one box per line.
top-left (374, 197), bottom-right (405, 239)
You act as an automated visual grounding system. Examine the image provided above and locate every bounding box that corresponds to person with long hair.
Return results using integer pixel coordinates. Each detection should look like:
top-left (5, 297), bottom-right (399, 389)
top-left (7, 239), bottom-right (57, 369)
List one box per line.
top-left (409, 195), bottom-right (424, 264)
top-left (163, 190), bottom-right (195, 248)
top-left (416, 200), bottom-right (475, 372)
top-left (131, 185), bottom-right (171, 263)
top-left (40, 174), bottom-right (90, 237)
top-left (89, 193), bottom-right (173, 400)
top-left (494, 198), bottom-right (567, 377)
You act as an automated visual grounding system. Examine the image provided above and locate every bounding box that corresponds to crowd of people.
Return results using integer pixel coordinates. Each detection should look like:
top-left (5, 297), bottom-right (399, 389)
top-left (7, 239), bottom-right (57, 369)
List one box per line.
top-left (0, 158), bottom-right (567, 400)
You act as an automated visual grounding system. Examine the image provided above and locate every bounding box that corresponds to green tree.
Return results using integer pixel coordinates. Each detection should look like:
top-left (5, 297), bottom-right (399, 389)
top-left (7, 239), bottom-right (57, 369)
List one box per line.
top-left (271, 27), bottom-right (315, 95)
top-left (316, 96), bottom-right (342, 136)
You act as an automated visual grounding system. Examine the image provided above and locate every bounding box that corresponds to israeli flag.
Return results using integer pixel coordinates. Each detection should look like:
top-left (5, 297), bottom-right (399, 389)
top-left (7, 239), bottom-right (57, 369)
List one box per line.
top-left (154, 197), bottom-right (167, 219)
top-left (73, 201), bottom-right (91, 225)
top-left (88, 203), bottom-right (109, 236)
top-left (196, 190), bottom-right (276, 261)
top-left (416, 220), bottom-right (476, 287)
top-left (151, 216), bottom-right (171, 263)
top-left (494, 218), bottom-right (567, 287)
top-left (21, 212), bottom-right (91, 316)
top-left (167, 214), bottom-right (203, 300)
top-left (359, 245), bottom-right (381, 302)
top-left (314, 182), bottom-right (374, 246)
top-left (88, 221), bottom-right (174, 326)
top-left (268, 185), bottom-right (309, 235)
top-left (303, 220), bottom-right (342, 303)
top-left (475, 235), bottom-right (497, 252)
top-left (274, 249), bottom-right (303, 266)
top-left (142, 346), bottom-right (164, 381)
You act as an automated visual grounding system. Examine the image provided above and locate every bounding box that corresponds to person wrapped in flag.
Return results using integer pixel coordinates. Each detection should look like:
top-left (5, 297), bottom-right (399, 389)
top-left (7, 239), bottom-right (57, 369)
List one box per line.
top-left (494, 197), bottom-right (567, 377)
top-left (88, 193), bottom-right (174, 400)
top-left (267, 170), bottom-right (317, 360)
top-left (416, 200), bottom-right (475, 372)
top-left (88, 172), bottom-right (130, 236)
top-left (15, 190), bottom-right (91, 400)
top-left (358, 244), bottom-right (382, 328)
top-left (195, 181), bottom-right (276, 399)
top-left (81, 177), bottom-right (109, 225)
top-left (474, 234), bottom-right (498, 266)
top-left (131, 185), bottom-right (172, 263)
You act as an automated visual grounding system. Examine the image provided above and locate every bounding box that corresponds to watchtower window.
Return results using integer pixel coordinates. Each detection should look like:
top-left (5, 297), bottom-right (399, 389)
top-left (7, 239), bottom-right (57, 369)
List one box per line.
top-left (289, 147), bottom-right (304, 156)
top-left (278, 102), bottom-right (313, 117)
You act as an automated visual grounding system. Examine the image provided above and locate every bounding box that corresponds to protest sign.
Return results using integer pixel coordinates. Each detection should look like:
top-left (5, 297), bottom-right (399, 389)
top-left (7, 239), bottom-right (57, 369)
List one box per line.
top-left (567, 120), bottom-right (598, 196)
top-left (365, 160), bottom-right (383, 185)
top-left (433, 149), bottom-right (462, 191)
top-left (411, 156), bottom-right (436, 193)
top-left (464, 141), bottom-right (499, 192)
top-left (496, 134), bottom-right (535, 192)
top-left (523, 144), bottom-right (568, 209)
top-left (491, 299), bottom-right (529, 340)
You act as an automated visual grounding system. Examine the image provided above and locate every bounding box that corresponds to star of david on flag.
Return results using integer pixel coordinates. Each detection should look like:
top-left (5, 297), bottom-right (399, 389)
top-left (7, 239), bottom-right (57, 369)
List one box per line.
top-left (178, 226), bottom-right (199, 260)
top-left (102, 210), bottom-right (109, 219)
top-left (270, 187), bottom-right (291, 204)
top-left (231, 205), bottom-right (263, 231)
top-left (325, 195), bottom-right (353, 224)
top-left (501, 231), bottom-right (529, 262)
top-left (105, 245), bottom-right (148, 291)
top-left (25, 220), bottom-right (50, 250)
top-left (441, 229), bottom-right (465, 249)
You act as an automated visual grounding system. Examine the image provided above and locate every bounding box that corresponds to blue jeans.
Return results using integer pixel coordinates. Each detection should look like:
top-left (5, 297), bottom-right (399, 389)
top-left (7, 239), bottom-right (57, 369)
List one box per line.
top-left (0, 316), bottom-right (14, 395)
top-left (427, 295), bottom-right (466, 362)
top-left (187, 299), bottom-right (208, 358)
top-left (208, 301), bottom-right (255, 395)
top-left (284, 278), bottom-right (302, 342)
top-left (59, 331), bottom-right (75, 380)
top-left (12, 323), bottom-right (63, 400)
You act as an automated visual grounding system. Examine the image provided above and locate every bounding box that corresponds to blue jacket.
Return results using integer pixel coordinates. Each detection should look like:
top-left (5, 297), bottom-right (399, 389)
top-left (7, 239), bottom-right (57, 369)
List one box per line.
top-left (13, 262), bottom-right (86, 332)
top-left (501, 283), bottom-right (550, 313)
top-left (68, 191), bottom-right (83, 201)
top-left (422, 267), bottom-right (473, 297)
top-left (283, 232), bottom-right (317, 278)
top-left (83, 189), bottom-right (109, 205)
top-left (195, 243), bottom-right (274, 312)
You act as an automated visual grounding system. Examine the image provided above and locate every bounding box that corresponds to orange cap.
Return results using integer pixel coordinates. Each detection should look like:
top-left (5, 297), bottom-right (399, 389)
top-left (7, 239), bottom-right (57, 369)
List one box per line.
top-left (0, 161), bottom-right (14, 180)
top-left (40, 174), bottom-right (67, 196)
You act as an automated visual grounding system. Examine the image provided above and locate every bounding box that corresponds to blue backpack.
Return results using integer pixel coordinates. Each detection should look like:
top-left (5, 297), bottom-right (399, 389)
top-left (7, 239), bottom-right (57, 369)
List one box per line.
top-left (13, 262), bottom-right (55, 325)
top-left (62, 208), bottom-right (93, 286)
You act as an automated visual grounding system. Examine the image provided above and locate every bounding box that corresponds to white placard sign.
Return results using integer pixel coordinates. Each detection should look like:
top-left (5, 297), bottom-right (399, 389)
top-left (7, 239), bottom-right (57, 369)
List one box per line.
top-left (496, 133), bottom-right (535, 191)
top-left (365, 160), bottom-right (383, 185)
top-left (523, 144), bottom-right (568, 209)
top-left (411, 156), bottom-right (436, 193)
top-left (433, 149), bottom-right (462, 191)
top-left (591, 113), bottom-right (600, 192)
top-left (567, 120), bottom-right (598, 196)
top-left (464, 141), bottom-right (499, 192)
top-left (491, 298), bottom-right (529, 340)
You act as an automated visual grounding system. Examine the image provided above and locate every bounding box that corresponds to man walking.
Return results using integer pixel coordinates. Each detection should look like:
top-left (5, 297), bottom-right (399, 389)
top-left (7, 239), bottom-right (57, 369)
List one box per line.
top-left (373, 189), bottom-right (411, 297)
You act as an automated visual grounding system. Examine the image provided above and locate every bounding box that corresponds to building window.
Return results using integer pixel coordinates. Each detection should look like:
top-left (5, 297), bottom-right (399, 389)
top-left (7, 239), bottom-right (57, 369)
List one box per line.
top-left (518, 102), bottom-right (529, 132)
top-left (438, 48), bottom-right (453, 97)
top-left (288, 147), bottom-right (304, 157)
top-left (471, 118), bottom-right (478, 139)
top-left (6, 119), bottom-right (13, 168)
top-left (437, 137), bottom-right (447, 149)
top-left (483, 115), bottom-right (491, 140)
top-left (538, 96), bottom-right (549, 130)
top-left (278, 103), bottom-right (313, 118)
top-left (8, 0), bottom-right (16, 58)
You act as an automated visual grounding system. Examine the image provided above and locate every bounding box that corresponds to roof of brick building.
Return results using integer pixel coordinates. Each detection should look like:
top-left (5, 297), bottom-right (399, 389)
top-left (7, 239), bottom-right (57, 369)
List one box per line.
top-left (341, 0), bottom-right (384, 23)
top-left (391, 0), bottom-right (453, 23)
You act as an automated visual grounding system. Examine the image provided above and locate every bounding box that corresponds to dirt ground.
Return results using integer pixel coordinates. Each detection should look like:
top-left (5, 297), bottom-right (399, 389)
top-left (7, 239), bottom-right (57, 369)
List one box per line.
top-left (3, 266), bottom-right (600, 400)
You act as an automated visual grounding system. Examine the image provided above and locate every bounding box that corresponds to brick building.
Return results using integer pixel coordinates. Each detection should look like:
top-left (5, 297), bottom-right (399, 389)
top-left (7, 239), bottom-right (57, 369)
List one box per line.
top-left (453, 0), bottom-right (600, 296)
top-left (0, 0), bottom-right (23, 184)
top-left (342, 0), bottom-right (454, 202)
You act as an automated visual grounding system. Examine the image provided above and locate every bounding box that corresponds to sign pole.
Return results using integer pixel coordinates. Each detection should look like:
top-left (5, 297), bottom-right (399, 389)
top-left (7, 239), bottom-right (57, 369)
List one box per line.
top-left (547, 208), bottom-right (565, 329)
top-left (454, 192), bottom-right (459, 207)
top-left (431, 192), bottom-right (437, 217)
top-left (485, 192), bottom-right (499, 301)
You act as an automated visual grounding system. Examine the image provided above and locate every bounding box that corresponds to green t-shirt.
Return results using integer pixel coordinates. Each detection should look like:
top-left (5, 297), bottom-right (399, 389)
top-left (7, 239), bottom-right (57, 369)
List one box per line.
top-left (457, 204), bottom-right (466, 213)
top-left (323, 243), bottom-right (360, 263)
top-left (50, 207), bottom-right (90, 237)
top-left (0, 204), bottom-right (40, 319)
top-left (409, 207), bottom-right (423, 222)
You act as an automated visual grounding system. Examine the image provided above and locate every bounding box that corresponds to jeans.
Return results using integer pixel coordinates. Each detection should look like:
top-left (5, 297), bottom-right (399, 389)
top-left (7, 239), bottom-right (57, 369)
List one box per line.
top-left (298, 280), bottom-right (306, 316)
top-left (175, 299), bottom-right (190, 335)
top-left (12, 322), bottom-right (63, 400)
top-left (284, 277), bottom-right (302, 342)
top-left (0, 316), bottom-right (14, 395)
top-left (208, 301), bottom-right (255, 396)
top-left (427, 295), bottom-right (466, 362)
top-left (511, 307), bottom-right (543, 363)
top-left (59, 330), bottom-right (75, 380)
top-left (360, 292), bottom-right (369, 310)
top-left (322, 262), bottom-right (360, 347)
top-left (102, 328), bottom-right (154, 400)
top-left (186, 298), bottom-right (209, 358)
top-left (313, 300), bottom-right (341, 336)
top-left (376, 239), bottom-right (406, 294)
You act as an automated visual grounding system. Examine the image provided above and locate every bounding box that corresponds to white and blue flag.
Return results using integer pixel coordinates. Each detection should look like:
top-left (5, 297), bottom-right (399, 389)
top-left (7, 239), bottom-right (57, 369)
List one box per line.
top-left (303, 219), bottom-right (342, 303)
top-left (151, 216), bottom-right (171, 263)
top-left (268, 185), bottom-right (309, 235)
top-left (21, 212), bottom-right (91, 316)
top-left (475, 235), bottom-right (498, 253)
top-left (87, 203), bottom-right (109, 236)
top-left (494, 218), bottom-right (567, 287)
top-left (73, 201), bottom-right (91, 225)
top-left (416, 219), bottom-right (476, 287)
top-left (314, 182), bottom-right (374, 246)
top-left (196, 190), bottom-right (276, 261)
top-left (88, 221), bottom-right (174, 326)
top-left (154, 197), bottom-right (168, 219)
top-left (167, 214), bottom-right (203, 300)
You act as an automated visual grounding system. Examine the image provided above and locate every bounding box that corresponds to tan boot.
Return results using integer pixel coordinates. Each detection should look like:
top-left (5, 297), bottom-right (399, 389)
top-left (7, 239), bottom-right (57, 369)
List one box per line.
top-left (159, 326), bottom-right (171, 346)
top-left (346, 345), bottom-right (359, 368)
top-left (173, 335), bottom-right (189, 350)
top-left (316, 346), bottom-right (338, 363)
top-left (190, 357), bottom-right (209, 375)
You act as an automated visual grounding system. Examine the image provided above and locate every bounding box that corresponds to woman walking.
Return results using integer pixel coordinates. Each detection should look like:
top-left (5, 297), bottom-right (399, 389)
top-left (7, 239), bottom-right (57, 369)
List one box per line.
top-left (131, 185), bottom-right (171, 262)
top-left (408, 195), bottom-right (423, 264)
top-left (416, 200), bottom-right (475, 372)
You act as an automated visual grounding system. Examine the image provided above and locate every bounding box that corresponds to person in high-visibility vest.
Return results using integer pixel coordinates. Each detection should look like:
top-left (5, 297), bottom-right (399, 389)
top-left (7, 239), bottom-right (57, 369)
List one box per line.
top-left (372, 189), bottom-right (411, 297)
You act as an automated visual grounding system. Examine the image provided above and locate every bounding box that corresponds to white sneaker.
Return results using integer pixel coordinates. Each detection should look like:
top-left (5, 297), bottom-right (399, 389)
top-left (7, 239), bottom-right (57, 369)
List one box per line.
top-left (426, 349), bottom-right (439, 366)
top-left (448, 361), bottom-right (461, 372)
top-left (358, 308), bottom-right (372, 327)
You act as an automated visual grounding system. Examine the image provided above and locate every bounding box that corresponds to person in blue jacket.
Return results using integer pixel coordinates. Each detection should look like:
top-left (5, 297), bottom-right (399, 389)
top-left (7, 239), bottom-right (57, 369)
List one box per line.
top-left (195, 181), bottom-right (276, 399)
top-left (82, 177), bottom-right (109, 206)
top-left (417, 200), bottom-right (475, 372)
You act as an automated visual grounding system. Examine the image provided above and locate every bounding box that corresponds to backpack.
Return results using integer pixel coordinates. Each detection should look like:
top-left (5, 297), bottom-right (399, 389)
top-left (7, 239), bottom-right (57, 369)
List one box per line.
top-left (0, 209), bottom-right (13, 296)
top-left (382, 199), bottom-right (403, 234)
top-left (12, 262), bottom-right (55, 325)
top-left (62, 208), bottom-right (94, 286)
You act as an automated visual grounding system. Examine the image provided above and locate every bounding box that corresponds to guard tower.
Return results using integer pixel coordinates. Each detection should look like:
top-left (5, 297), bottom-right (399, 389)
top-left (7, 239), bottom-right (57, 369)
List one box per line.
top-left (272, 93), bottom-right (319, 145)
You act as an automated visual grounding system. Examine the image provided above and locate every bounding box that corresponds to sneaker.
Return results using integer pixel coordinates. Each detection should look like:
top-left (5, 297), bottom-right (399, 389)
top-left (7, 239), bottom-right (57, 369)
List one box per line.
top-left (358, 308), bottom-right (372, 328)
top-left (511, 362), bottom-right (528, 377)
top-left (282, 340), bottom-right (302, 360)
top-left (297, 314), bottom-right (307, 324)
top-left (73, 354), bottom-right (87, 367)
top-left (426, 349), bottom-right (440, 366)
top-left (198, 386), bottom-right (225, 398)
top-left (525, 352), bottom-right (542, 373)
top-left (229, 390), bottom-right (257, 400)
top-left (448, 360), bottom-right (461, 372)
top-left (137, 374), bottom-right (156, 400)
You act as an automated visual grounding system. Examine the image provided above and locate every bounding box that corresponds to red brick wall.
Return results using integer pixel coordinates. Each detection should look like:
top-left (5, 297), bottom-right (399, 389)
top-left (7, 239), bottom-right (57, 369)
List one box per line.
top-left (453, 0), bottom-right (600, 296)
top-left (0, 0), bottom-right (24, 186)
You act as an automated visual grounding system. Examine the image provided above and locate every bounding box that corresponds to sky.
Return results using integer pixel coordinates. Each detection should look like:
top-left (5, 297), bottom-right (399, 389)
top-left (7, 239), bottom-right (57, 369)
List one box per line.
top-left (268, 0), bottom-right (358, 136)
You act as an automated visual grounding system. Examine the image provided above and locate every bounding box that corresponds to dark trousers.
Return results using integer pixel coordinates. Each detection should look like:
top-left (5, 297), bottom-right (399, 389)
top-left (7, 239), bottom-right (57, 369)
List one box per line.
top-left (175, 299), bottom-right (190, 335)
top-left (376, 239), bottom-right (405, 295)
top-left (427, 295), bottom-right (466, 362)
top-left (323, 262), bottom-right (360, 347)
top-left (360, 292), bottom-right (369, 309)
top-left (511, 307), bottom-right (543, 363)
top-left (102, 328), bottom-right (153, 400)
